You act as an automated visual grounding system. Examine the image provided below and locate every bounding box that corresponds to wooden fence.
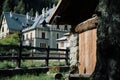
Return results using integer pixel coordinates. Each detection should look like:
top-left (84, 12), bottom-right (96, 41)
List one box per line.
top-left (0, 44), bottom-right (69, 68)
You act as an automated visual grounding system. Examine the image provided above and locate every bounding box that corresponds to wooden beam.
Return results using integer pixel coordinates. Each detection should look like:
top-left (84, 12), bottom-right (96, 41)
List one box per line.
top-left (75, 16), bottom-right (98, 33)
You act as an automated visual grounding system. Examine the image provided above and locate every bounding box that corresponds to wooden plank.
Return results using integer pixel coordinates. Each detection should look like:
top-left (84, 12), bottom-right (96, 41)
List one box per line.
top-left (78, 29), bottom-right (97, 74)
top-left (0, 57), bottom-right (18, 60)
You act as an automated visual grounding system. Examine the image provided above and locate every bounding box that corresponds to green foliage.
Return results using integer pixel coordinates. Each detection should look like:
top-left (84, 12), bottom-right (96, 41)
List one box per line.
top-left (21, 60), bottom-right (37, 68)
top-left (21, 60), bottom-right (48, 68)
top-left (2, 0), bottom-right (10, 12)
top-left (0, 0), bottom-right (4, 16)
top-left (0, 33), bottom-right (19, 45)
top-left (0, 60), bottom-right (66, 69)
top-left (1, 0), bottom-right (58, 15)
top-left (52, 0), bottom-right (58, 4)
top-left (14, 0), bottom-right (25, 14)
top-left (0, 61), bottom-right (16, 69)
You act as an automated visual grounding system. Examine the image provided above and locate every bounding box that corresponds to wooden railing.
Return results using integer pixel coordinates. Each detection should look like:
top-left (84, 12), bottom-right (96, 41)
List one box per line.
top-left (0, 44), bottom-right (70, 68)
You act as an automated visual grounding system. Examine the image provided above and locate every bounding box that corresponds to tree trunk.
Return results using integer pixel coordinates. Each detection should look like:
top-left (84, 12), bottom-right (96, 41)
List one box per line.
top-left (91, 0), bottom-right (120, 80)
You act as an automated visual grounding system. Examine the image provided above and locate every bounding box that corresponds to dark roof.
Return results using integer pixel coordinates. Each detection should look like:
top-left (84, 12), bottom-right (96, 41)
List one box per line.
top-left (32, 7), bottom-right (55, 28)
top-left (49, 0), bottom-right (99, 26)
top-left (3, 12), bottom-right (34, 31)
top-left (23, 7), bottom-right (55, 32)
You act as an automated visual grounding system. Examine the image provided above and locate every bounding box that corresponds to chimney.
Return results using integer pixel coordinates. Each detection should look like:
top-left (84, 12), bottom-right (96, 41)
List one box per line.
top-left (35, 11), bottom-right (39, 19)
top-left (26, 12), bottom-right (30, 20)
top-left (52, 4), bottom-right (55, 8)
top-left (42, 8), bottom-right (46, 18)
top-left (10, 11), bottom-right (13, 18)
top-left (46, 7), bottom-right (48, 12)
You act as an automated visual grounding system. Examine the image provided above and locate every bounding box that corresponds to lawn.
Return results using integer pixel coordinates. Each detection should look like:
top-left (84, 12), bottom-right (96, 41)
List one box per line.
top-left (0, 72), bottom-right (69, 80)
top-left (0, 74), bottom-right (54, 80)
top-left (0, 60), bottom-right (67, 69)
top-left (0, 60), bottom-right (69, 80)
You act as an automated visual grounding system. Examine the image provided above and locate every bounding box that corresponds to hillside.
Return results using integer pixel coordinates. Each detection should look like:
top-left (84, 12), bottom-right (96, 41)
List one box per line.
top-left (0, 0), bottom-right (58, 17)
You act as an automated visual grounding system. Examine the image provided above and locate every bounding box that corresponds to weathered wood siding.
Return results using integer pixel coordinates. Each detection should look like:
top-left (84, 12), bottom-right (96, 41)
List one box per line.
top-left (78, 29), bottom-right (97, 75)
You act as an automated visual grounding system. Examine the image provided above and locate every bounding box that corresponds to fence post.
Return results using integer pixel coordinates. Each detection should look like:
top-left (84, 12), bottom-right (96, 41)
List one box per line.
top-left (46, 46), bottom-right (49, 66)
top-left (17, 30), bottom-right (22, 68)
top-left (65, 48), bottom-right (69, 65)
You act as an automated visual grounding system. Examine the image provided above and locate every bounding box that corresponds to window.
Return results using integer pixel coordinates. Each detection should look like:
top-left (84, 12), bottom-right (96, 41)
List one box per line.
top-left (57, 25), bottom-right (59, 29)
top-left (57, 44), bottom-right (58, 48)
top-left (26, 34), bottom-right (28, 40)
top-left (61, 42), bottom-right (64, 47)
top-left (2, 27), bottom-right (4, 32)
top-left (42, 32), bottom-right (45, 39)
top-left (30, 33), bottom-right (32, 40)
top-left (40, 43), bottom-right (46, 48)
top-left (64, 25), bottom-right (67, 30)
top-left (57, 33), bottom-right (59, 39)
top-left (42, 20), bottom-right (46, 27)
top-left (22, 35), bottom-right (25, 40)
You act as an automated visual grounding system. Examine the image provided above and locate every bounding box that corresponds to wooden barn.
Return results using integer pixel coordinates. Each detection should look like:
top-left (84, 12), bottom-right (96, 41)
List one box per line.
top-left (75, 16), bottom-right (98, 74)
top-left (48, 0), bottom-right (99, 75)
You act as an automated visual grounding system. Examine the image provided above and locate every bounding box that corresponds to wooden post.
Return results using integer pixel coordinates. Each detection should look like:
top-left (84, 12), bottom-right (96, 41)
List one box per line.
top-left (65, 49), bottom-right (69, 65)
top-left (46, 46), bottom-right (49, 66)
top-left (17, 30), bottom-right (22, 68)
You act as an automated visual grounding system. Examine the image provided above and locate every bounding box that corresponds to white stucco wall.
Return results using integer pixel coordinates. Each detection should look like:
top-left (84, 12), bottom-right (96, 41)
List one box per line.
top-left (0, 17), bottom-right (9, 38)
top-left (22, 24), bottom-right (71, 49)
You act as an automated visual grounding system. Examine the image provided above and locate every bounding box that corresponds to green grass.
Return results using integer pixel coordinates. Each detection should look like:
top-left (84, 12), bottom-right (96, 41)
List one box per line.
top-left (0, 60), bottom-right (67, 69)
top-left (0, 72), bottom-right (69, 80)
top-left (0, 73), bottom-right (54, 80)
top-left (0, 60), bottom-right (16, 69)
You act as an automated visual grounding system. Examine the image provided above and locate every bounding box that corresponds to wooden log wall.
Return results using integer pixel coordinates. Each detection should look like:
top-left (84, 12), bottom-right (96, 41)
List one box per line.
top-left (78, 29), bottom-right (97, 75)
top-left (74, 16), bottom-right (98, 75)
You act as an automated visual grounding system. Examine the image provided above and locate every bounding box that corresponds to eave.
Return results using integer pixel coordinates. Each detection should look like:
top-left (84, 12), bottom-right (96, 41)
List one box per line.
top-left (48, 0), bottom-right (99, 27)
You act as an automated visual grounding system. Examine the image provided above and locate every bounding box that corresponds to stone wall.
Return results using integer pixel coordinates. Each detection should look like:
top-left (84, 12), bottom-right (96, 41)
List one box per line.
top-left (69, 33), bottom-right (79, 73)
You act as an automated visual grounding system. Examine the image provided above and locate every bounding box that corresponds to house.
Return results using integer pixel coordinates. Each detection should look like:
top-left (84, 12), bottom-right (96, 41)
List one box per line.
top-left (48, 0), bottom-right (99, 76)
top-left (22, 6), bottom-right (71, 49)
top-left (0, 5), bottom-right (71, 49)
top-left (56, 33), bottom-right (70, 49)
top-left (0, 11), bottom-right (34, 38)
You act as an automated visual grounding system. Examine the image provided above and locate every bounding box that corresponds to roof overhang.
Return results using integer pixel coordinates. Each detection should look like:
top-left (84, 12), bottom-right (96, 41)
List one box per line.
top-left (75, 16), bottom-right (98, 33)
top-left (48, 0), bottom-right (99, 27)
